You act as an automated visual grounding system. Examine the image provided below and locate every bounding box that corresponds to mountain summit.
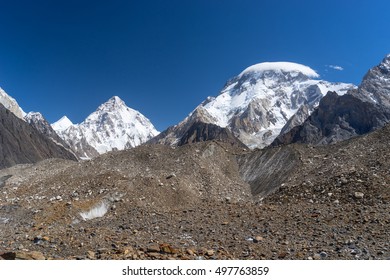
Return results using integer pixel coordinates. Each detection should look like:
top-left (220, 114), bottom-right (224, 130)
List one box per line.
top-left (151, 61), bottom-right (356, 148)
top-left (54, 96), bottom-right (159, 158)
top-left (51, 116), bottom-right (73, 132)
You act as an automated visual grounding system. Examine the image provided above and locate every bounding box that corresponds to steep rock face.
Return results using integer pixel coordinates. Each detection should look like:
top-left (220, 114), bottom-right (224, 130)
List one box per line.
top-left (150, 62), bottom-right (355, 148)
top-left (148, 107), bottom-right (218, 146)
top-left (0, 87), bottom-right (26, 119)
top-left (0, 104), bottom-right (77, 169)
top-left (24, 112), bottom-right (77, 158)
top-left (354, 54), bottom-right (390, 106)
top-left (54, 96), bottom-right (159, 159)
top-left (178, 121), bottom-right (248, 149)
top-left (272, 55), bottom-right (390, 146)
top-left (272, 92), bottom-right (390, 146)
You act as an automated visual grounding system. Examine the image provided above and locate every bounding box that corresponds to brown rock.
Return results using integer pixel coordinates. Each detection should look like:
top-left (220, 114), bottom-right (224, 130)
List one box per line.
top-left (87, 251), bottom-right (96, 259)
top-left (147, 243), bottom-right (161, 253)
top-left (255, 236), bottom-right (263, 242)
top-left (42, 236), bottom-right (50, 242)
top-left (186, 249), bottom-right (195, 255)
top-left (278, 252), bottom-right (288, 259)
top-left (206, 249), bottom-right (215, 256)
top-left (147, 252), bottom-right (161, 259)
top-left (160, 244), bottom-right (177, 254)
top-left (15, 251), bottom-right (46, 260)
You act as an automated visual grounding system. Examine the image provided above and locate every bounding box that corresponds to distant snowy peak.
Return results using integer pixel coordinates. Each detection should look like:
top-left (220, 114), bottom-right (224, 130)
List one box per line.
top-left (0, 87), bottom-right (26, 119)
top-left (52, 116), bottom-right (74, 132)
top-left (239, 61), bottom-right (319, 78)
top-left (55, 96), bottom-right (159, 158)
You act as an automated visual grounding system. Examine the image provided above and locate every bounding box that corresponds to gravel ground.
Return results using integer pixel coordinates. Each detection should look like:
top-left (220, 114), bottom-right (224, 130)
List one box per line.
top-left (0, 126), bottom-right (389, 260)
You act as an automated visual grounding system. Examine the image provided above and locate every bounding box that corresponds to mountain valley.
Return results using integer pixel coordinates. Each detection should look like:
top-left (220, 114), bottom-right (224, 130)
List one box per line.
top-left (0, 55), bottom-right (389, 260)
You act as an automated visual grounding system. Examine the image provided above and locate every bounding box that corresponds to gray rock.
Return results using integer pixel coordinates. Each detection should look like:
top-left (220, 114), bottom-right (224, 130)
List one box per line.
top-left (354, 192), bottom-right (364, 199)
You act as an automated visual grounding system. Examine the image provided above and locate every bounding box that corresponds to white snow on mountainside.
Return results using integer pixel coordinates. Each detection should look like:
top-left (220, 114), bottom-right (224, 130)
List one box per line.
top-left (54, 96), bottom-right (159, 158)
top-left (51, 116), bottom-right (74, 132)
top-left (0, 87), bottom-right (26, 119)
top-left (239, 62), bottom-right (319, 78)
top-left (156, 62), bottom-right (357, 148)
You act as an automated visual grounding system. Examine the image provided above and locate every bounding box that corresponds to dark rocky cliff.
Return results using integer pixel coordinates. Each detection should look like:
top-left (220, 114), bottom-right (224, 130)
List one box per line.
top-left (0, 104), bottom-right (77, 169)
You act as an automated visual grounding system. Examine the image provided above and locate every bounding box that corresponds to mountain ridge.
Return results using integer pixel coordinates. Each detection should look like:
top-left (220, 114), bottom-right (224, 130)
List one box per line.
top-left (272, 55), bottom-right (390, 146)
top-left (0, 104), bottom-right (77, 169)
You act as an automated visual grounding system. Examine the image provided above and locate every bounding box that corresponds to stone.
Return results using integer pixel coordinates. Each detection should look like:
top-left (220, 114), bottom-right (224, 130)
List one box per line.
top-left (166, 173), bottom-right (176, 179)
top-left (278, 251), bottom-right (288, 259)
top-left (313, 253), bottom-right (321, 260)
top-left (160, 244), bottom-right (176, 254)
top-left (15, 251), bottom-right (46, 260)
top-left (186, 249), bottom-right (195, 255)
top-left (147, 243), bottom-right (161, 253)
top-left (340, 177), bottom-right (348, 185)
top-left (97, 248), bottom-right (110, 254)
top-left (354, 192), bottom-right (364, 199)
top-left (206, 249), bottom-right (215, 256)
top-left (42, 236), bottom-right (50, 242)
top-left (87, 251), bottom-right (96, 259)
top-left (147, 252), bottom-right (161, 259)
top-left (320, 251), bottom-right (328, 258)
top-left (254, 236), bottom-right (264, 242)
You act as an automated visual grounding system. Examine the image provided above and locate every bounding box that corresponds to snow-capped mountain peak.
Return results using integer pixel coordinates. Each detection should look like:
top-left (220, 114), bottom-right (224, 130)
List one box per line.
top-left (151, 61), bottom-right (356, 148)
top-left (239, 61), bottom-right (319, 78)
top-left (379, 54), bottom-right (390, 72)
top-left (52, 116), bottom-right (74, 132)
top-left (54, 96), bottom-right (159, 158)
top-left (24, 112), bottom-right (46, 124)
top-left (0, 87), bottom-right (26, 119)
top-left (96, 96), bottom-right (126, 112)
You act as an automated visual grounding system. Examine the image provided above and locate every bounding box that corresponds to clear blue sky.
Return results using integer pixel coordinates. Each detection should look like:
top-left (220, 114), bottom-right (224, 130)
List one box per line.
top-left (0, 0), bottom-right (389, 131)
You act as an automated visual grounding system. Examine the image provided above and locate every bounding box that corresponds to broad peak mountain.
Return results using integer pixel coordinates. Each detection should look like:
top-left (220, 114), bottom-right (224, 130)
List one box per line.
top-left (54, 96), bottom-right (159, 159)
top-left (151, 61), bottom-right (356, 148)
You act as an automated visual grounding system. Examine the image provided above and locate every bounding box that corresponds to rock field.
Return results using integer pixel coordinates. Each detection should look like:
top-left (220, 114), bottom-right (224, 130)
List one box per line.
top-left (0, 125), bottom-right (389, 260)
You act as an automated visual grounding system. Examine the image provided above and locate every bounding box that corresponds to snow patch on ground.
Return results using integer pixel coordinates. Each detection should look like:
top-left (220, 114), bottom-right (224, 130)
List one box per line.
top-left (79, 201), bottom-right (109, 221)
top-left (0, 217), bottom-right (10, 224)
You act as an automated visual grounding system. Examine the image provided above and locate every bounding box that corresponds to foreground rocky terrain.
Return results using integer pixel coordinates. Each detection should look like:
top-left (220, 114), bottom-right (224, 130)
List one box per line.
top-left (0, 123), bottom-right (389, 260)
